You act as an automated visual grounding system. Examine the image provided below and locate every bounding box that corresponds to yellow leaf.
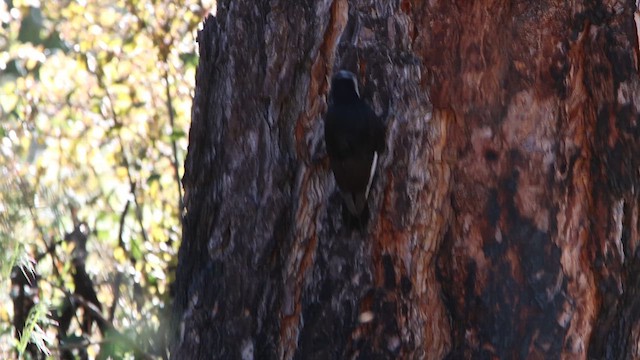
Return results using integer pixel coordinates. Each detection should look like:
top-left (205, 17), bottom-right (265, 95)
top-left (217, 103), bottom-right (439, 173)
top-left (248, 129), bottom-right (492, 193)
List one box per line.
top-left (113, 247), bottom-right (126, 263)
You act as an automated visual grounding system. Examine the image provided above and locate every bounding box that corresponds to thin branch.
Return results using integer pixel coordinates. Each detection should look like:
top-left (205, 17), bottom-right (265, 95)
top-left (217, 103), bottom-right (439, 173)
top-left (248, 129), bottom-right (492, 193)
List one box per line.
top-left (17, 179), bottom-right (64, 284)
top-left (85, 53), bottom-right (150, 245)
top-left (163, 69), bottom-right (185, 215)
top-left (117, 198), bottom-right (131, 253)
top-left (107, 272), bottom-right (123, 323)
top-left (108, 199), bottom-right (130, 323)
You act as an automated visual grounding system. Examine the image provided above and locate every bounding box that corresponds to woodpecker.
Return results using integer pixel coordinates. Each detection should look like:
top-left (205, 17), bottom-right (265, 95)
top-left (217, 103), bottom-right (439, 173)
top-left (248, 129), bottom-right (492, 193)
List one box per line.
top-left (324, 70), bottom-right (385, 219)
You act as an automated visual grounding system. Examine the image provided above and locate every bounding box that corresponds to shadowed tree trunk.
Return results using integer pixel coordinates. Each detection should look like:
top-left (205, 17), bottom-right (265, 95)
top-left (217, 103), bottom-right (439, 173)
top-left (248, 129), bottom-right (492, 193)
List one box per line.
top-left (171, 0), bottom-right (640, 358)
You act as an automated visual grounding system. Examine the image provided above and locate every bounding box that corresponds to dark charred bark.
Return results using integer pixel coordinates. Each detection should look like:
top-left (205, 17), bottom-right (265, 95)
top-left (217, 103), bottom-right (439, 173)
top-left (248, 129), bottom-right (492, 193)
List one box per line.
top-left (172, 1), bottom-right (640, 359)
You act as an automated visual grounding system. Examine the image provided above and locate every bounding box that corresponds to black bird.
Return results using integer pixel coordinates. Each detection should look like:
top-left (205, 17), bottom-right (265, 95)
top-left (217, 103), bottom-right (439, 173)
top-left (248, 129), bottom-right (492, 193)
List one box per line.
top-left (324, 70), bottom-right (385, 220)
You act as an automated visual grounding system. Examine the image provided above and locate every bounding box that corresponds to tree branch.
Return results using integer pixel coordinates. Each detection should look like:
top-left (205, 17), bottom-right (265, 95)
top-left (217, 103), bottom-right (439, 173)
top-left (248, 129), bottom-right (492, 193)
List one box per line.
top-left (163, 69), bottom-right (185, 215)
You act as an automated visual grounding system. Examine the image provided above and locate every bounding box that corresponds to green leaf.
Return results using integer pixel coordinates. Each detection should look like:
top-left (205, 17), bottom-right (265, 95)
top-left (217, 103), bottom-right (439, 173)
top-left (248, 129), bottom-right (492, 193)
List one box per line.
top-left (179, 52), bottom-right (198, 69)
top-left (170, 129), bottom-right (186, 141)
top-left (18, 7), bottom-right (45, 45)
top-left (146, 173), bottom-right (161, 185)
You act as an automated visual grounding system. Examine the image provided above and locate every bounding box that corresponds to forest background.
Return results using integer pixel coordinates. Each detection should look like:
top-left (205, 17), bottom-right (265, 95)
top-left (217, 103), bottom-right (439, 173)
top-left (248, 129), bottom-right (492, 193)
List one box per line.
top-left (0, 0), bottom-right (214, 358)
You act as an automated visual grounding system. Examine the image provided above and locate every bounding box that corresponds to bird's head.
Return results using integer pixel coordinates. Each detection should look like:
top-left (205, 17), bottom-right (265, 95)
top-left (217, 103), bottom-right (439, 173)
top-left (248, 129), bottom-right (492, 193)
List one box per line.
top-left (330, 70), bottom-right (360, 104)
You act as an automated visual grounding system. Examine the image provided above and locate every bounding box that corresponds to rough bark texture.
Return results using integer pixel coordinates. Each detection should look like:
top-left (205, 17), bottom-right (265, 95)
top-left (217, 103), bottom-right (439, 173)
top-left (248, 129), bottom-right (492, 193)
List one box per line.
top-left (172, 0), bottom-right (640, 359)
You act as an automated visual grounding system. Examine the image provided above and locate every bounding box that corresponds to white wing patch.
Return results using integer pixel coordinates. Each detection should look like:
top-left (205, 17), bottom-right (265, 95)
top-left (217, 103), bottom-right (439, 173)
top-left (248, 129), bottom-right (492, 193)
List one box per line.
top-left (365, 151), bottom-right (378, 199)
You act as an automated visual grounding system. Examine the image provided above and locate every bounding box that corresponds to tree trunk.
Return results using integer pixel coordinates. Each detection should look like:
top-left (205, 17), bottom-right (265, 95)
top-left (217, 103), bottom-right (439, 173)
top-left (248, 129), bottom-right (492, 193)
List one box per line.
top-left (171, 1), bottom-right (640, 359)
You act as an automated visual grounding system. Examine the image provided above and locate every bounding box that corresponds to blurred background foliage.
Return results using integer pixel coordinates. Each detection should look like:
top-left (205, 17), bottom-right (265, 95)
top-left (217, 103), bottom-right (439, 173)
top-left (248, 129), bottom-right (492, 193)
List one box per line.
top-left (0, 0), bottom-right (214, 357)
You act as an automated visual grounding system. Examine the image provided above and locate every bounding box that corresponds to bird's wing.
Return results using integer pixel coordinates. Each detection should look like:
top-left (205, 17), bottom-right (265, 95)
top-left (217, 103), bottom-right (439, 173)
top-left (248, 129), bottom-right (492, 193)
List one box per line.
top-left (324, 107), bottom-right (354, 159)
top-left (365, 151), bottom-right (378, 199)
top-left (325, 101), bottom-right (384, 216)
top-left (364, 105), bottom-right (386, 154)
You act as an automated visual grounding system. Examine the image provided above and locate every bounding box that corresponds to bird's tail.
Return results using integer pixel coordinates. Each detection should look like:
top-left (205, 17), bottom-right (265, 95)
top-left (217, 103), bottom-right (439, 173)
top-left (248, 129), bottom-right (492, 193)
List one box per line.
top-left (342, 151), bottom-right (378, 216)
top-left (341, 191), bottom-right (367, 216)
top-left (340, 192), bottom-right (370, 230)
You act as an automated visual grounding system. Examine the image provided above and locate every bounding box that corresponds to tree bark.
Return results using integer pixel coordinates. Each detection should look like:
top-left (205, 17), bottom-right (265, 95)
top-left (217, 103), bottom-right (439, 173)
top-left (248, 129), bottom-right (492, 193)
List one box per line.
top-left (171, 1), bottom-right (640, 359)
